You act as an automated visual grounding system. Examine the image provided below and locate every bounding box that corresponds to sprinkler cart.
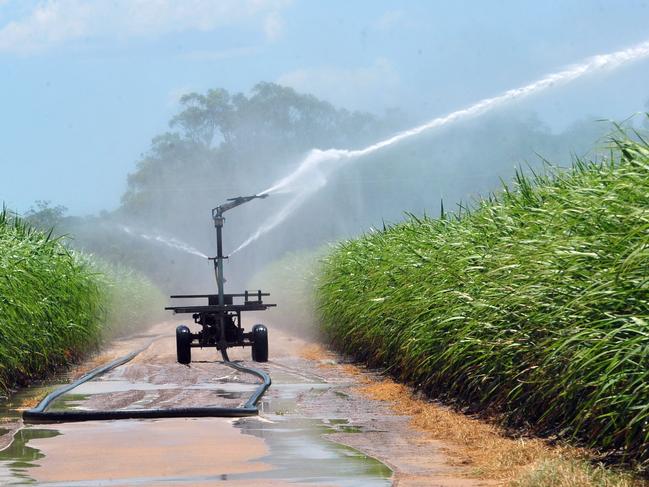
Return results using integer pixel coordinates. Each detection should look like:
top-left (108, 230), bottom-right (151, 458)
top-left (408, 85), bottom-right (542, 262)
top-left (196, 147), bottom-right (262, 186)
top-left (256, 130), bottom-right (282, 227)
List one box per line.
top-left (166, 194), bottom-right (276, 364)
top-left (23, 194), bottom-right (274, 423)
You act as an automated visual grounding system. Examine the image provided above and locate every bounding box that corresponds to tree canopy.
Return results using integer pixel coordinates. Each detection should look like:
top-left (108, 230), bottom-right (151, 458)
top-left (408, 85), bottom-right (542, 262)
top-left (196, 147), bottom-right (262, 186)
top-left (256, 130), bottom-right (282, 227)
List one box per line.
top-left (121, 82), bottom-right (392, 222)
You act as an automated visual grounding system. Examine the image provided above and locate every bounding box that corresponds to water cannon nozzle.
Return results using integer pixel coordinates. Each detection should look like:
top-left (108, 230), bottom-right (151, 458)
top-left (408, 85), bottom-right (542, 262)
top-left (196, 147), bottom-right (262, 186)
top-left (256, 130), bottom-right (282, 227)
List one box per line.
top-left (214, 193), bottom-right (269, 219)
top-left (225, 193), bottom-right (268, 202)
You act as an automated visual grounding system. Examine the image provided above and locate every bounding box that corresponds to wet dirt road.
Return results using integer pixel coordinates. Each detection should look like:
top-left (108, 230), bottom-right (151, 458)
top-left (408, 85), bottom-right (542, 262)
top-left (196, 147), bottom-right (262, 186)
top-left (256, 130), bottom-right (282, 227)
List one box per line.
top-left (0, 322), bottom-right (490, 486)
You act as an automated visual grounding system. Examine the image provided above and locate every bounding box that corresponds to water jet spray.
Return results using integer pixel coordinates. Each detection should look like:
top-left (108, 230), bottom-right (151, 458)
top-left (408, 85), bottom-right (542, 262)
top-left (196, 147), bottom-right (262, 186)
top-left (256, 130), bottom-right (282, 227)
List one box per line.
top-left (232, 38), bottom-right (649, 255)
top-left (119, 225), bottom-right (208, 259)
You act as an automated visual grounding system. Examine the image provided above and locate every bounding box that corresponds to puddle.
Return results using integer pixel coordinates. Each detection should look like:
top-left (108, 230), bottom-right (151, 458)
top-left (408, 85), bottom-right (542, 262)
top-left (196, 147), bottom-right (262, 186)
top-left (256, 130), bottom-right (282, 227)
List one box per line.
top-left (0, 356), bottom-right (392, 485)
top-left (325, 418), bottom-right (363, 434)
top-left (33, 377), bottom-right (261, 413)
top-left (52, 394), bottom-right (90, 411)
top-left (263, 366), bottom-right (328, 385)
top-left (0, 418), bottom-right (271, 485)
top-left (67, 379), bottom-right (257, 397)
top-left (0, 417), bottom-right (389, 487)
top-left (232, 416), bottom-right (391, 486)
top-left (0, 428), bottom-right (61, 485)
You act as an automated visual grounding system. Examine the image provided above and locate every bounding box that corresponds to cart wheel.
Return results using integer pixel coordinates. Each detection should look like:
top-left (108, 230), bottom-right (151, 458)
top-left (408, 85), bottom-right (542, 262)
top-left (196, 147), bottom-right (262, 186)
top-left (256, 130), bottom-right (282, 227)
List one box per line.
top-left (251, 324), bottom-right (268, 363)
top-left (176, 325), bottom-right (192, 364)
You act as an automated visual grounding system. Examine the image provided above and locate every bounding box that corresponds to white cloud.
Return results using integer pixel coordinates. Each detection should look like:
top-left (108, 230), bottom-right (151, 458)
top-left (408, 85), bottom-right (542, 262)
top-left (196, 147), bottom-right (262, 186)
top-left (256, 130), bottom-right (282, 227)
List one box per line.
top-left (277, 58), bottom-right (401, 112)
top-left (373, 9), bottom-right (405, 31)
top-left (263, 11), bottom-right (283, 41)
top-left (0, 0), bottom-right (291, 54)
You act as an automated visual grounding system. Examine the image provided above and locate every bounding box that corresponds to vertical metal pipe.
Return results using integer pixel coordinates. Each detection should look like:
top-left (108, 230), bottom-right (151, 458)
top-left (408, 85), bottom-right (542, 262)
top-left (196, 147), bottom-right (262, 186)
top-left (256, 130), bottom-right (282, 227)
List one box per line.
top-left (213, 214), bottom-right (227, 346)
top-left (215, 224), bottom-right (225, 306)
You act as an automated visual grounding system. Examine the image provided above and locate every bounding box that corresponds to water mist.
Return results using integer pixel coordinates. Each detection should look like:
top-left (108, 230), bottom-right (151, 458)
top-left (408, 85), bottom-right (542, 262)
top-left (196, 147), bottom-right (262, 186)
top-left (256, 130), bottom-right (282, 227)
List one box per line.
top-left (231, 38), bottom-right (649, 255)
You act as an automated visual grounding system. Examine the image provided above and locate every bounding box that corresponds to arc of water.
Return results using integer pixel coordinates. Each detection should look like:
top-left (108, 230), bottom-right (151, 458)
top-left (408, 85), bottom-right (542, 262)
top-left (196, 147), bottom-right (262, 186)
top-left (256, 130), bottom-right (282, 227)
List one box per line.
top-left (231, 39), bottom-right (649, 255)
top-left (120, 225), bottom-right (208, 259)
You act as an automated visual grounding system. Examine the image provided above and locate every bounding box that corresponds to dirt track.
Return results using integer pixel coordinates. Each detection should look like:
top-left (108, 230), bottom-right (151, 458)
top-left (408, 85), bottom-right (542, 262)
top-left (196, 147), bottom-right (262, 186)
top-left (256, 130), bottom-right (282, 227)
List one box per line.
top-left (0, 321), bottom-right (493, 486)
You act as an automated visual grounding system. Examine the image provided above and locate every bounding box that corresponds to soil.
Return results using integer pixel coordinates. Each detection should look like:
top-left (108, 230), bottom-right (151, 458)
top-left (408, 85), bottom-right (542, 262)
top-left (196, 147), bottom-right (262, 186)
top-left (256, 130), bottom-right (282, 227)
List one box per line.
top-left (0, 320), bottom-right (495, 486)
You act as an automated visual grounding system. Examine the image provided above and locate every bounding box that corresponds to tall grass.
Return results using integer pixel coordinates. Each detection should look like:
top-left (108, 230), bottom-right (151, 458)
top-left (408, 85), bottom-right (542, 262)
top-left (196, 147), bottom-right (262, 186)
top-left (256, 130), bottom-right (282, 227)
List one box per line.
top-left (0, 209), bottom-right (165, 393)
top-left (317, 130), bottom-right (649, 467)
top-left (87, 259), bottom-right (167, 341)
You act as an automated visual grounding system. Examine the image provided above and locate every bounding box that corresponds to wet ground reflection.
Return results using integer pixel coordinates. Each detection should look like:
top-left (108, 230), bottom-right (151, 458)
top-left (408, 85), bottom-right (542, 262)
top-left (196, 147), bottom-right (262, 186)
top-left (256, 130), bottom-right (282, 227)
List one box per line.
top-left (0, 356), bottom-right (392, 486)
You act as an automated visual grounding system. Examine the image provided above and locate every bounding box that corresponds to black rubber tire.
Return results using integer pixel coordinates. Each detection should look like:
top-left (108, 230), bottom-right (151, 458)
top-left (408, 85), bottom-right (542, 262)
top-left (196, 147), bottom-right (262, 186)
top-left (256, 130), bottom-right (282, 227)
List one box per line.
top-left (176, 325), bottom-right (192, 364)
top-left (251, 324), bottom-right (268, 363)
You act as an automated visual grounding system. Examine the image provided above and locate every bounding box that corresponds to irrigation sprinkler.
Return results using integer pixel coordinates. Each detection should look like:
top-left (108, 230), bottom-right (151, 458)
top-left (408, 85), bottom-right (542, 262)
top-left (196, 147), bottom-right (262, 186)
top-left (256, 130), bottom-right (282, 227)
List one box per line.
top-left (24, 194), bottom-right (275, 423)
top-left (165, 194), bottom-right (275, 363)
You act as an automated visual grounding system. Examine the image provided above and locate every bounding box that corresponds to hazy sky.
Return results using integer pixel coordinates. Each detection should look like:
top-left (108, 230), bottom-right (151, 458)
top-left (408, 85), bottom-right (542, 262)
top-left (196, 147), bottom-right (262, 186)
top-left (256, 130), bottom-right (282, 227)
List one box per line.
top-left (1, 0), bottom-right (649, 215)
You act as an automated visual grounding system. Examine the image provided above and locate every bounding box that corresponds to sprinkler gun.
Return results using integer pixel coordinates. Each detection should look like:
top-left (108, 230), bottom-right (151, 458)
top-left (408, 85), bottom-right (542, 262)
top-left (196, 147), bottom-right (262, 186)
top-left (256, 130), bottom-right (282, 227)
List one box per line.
top-left (212, 194), bottom-right (269, 219)
top-left (210, 194), bottom-right (268, 306)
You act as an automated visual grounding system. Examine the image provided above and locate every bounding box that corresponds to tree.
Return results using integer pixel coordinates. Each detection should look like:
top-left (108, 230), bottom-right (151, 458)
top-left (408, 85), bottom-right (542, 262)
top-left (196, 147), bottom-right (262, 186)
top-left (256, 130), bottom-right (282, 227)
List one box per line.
top-left (170, 89), bottom-right (234, 147)
top-left (119, 82), bottom-right (391, 223)
top-left (24, 200), bottom-right (68, 232)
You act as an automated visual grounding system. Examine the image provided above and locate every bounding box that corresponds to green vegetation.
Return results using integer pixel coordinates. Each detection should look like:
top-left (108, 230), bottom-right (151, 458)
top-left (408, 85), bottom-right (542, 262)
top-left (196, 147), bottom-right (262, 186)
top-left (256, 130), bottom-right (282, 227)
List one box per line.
top-left (0, 209), bottom-right (165, 393)
top-left (317, 131), bottom-right (649, 467)
top-left (87, 259), bottom-right (167, 341)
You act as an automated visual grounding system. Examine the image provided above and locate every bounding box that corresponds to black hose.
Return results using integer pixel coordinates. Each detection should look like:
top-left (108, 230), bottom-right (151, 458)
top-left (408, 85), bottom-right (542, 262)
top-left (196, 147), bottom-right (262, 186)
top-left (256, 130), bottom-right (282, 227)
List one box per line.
top-left (23, 339), bottom-right (271, 423)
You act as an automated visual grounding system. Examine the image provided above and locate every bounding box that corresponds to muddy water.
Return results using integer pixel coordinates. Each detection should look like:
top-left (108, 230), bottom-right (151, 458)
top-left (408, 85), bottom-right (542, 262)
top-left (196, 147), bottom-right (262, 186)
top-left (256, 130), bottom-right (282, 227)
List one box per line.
top-left (0, 324), bottom-right (392, 486)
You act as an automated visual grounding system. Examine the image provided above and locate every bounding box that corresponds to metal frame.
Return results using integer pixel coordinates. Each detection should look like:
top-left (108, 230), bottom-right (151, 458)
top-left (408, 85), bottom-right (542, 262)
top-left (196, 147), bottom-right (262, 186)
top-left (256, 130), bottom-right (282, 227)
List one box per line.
top-left (165, 195), bottom-right (275, 353)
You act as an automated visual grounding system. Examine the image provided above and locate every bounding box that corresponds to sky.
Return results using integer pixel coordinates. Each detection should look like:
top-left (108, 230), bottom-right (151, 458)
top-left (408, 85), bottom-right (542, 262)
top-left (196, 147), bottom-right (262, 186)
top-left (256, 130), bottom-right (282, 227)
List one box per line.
top-left (1, 0), bottom-right (649, 215)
